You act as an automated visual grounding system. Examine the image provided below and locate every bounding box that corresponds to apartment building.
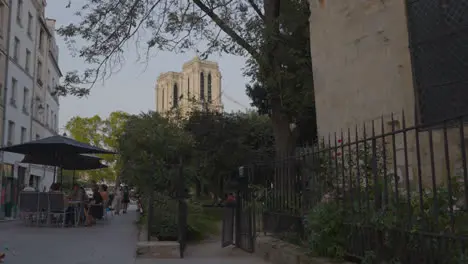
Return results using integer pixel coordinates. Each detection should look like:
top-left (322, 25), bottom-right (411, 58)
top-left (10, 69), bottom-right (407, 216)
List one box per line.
top-left (0, 0), bottom-right (9, 220)
top-left (0, 0), bottom-right (9, 146)
top-left (0, 0), bottom-right (61, 219)
top-left (155, 56), bottom-right (223, 117)
top-left (2, 0), bottom-right (38, 219)
top-left (29, 2), bottom-right (60, 192)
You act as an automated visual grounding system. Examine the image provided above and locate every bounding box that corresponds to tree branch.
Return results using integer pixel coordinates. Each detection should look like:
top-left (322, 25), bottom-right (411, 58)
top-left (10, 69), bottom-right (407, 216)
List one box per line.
top-left (191, 0), bottom-right (260, 60)
top-left (246, 0), bottom-right (265, 21)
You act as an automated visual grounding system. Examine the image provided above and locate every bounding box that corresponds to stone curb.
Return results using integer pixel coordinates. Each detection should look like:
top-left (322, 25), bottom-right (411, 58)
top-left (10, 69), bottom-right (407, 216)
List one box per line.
top-left (135, 219), bottom-right (180, 259)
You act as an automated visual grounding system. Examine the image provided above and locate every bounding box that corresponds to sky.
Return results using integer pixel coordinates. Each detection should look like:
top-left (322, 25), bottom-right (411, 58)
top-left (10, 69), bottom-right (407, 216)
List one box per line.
top-left (46, 2), bottom-right (252, 132)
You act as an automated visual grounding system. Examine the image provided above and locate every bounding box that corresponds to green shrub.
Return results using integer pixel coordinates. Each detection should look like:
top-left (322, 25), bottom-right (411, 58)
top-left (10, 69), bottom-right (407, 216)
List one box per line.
top-left (148, 194), bottom-right (219, 241)
top-left (304, 201), bottom-right (347, 258)
top-left (186, 200), bottom-right (219, 240)
top-left (150, 196), bottom-right (178, 240)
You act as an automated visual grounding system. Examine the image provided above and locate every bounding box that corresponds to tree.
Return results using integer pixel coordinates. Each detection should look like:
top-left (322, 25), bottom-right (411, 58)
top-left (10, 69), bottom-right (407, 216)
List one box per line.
top-left (245, 0), bottom-right (316, 146)
top-left (118, 111), bottom-right (194, 194)
top-left (57, 0), bottom-right (314, 157)
top-left (65, 111), bottom-right (130, 182)
top-left (184, 109), bottom-right (274, 198)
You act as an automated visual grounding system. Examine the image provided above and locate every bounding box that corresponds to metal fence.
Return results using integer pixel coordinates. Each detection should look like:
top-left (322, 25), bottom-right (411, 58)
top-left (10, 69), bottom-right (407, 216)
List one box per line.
top-left (247, 112), bottom-right (468, 262)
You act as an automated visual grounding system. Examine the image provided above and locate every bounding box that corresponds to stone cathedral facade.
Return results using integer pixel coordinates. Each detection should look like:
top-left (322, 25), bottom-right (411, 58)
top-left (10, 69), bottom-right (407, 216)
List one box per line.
top-left (155, 56), bottom-right (223, 116)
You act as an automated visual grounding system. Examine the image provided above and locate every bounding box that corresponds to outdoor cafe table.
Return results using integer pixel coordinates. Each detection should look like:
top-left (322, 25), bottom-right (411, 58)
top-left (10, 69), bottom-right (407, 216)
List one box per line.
top-left (68, 200), bottom-right (84, 227)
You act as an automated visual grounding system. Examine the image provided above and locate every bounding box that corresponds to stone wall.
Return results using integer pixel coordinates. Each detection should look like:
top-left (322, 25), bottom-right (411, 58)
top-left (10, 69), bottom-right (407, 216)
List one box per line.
top-left (308, 0), bottom-right (468, 187)
top-left (309, 0), bottom-right (415, 136)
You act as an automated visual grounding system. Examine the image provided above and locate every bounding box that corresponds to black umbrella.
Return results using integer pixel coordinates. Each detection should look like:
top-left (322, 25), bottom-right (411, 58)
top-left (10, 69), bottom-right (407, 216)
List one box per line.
top-left (0, 135), bottom-right (115, 155)
top-left (1, 135), bottom-right (115, 185)
top-left (21, 153), bottom-right (108, 170)
top-left (21, 154), bottom-right (108, 186)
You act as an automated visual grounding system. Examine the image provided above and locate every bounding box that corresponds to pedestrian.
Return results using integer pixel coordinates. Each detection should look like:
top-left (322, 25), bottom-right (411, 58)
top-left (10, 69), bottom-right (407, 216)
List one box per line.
top-left (112, 186), bottom-right (122, 215)
top-left (122, 186), bottom-right (130, 214)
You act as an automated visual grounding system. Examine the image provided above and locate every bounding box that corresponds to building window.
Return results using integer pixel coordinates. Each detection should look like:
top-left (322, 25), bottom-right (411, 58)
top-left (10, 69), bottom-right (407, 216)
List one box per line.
top-left (35, 134), bottom-right (40, 140)
top-left (13, 37), bottom-right (19, 61)
top-left (46, 104), bottom-right (49, 126)
top-left (16, 0), bottom-right (23, 25)
top-left (10, 78), bottom-right (17, 106)
top-left (173, 83), bottom-right (178, 107)
top-left (25, 49), bottom-right (31, 73)
top-left (162, 89), bottom-right (164, 110)
top-left (39, 29), bottom-right (44, 53)
top-left (7, 121), bottom-right (15, 145)
top-left (27, 12), bottom-right (32, 37)
top-left (0, 3), bottom-right (4, 38)
top-left (187, 77), bottom-right (190, 101)
top-left (200, 72), bottom-right (205, 102)
top-left (20, 127), bottom-right (26, 143)
top-left (207, 73), bottom-right (212, 103)
top-left (22, 87), bottom-right (29, 113)
top-left (406, 1), bottom-right (468, 124)
top-left (37, 60), bottom-right (42, 85)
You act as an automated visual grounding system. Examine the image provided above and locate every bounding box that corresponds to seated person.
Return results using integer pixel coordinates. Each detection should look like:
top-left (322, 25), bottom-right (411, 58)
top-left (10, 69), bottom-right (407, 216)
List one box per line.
top-left (67, 184), bottom-right (87, 226)
top-left (69, 184), bottom-right (82, 201)
top-left (49, 183), bottom-right (60, 192)
top-left (99, 184), bottom-right (109, 204)
top-left (85, 186), bottom-right (103, 226)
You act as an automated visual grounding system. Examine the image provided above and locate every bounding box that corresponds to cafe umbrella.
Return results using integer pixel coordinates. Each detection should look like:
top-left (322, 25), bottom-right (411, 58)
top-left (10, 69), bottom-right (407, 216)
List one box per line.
top-left (0, 134), bottom-right (115, 184)
top-left (0, 135), bottom-right (115, 156)
top-left (21, 153), bottom-right (108, 185)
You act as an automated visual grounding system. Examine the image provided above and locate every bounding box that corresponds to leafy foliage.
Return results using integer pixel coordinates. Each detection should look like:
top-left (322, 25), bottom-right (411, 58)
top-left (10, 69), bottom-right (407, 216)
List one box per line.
top-left (57, 0), bottom-right (264, 96)
top-left (301, 141), bottom-right (468, 262)
top-left (65, 111), bottom-right (130, 182)
top-left (118, 111), bottom-right (194, 193)
top-left (244, 0), bottom-right (316, 145)
top-left (304, 202), bottom-right (346, 258)
top-left (184, 109), bottom-right (274, 197)
top-left (143, 193), bottom-right (218, 241)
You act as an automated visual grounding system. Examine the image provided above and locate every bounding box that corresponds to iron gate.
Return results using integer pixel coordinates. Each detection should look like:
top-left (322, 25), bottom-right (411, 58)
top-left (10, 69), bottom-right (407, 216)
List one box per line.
top-left (235, 183), bottom-right (255, 253)
top-left (221, 205), bottom-right (235, 247)
top-left (221, 166), bottom-right (256, 252)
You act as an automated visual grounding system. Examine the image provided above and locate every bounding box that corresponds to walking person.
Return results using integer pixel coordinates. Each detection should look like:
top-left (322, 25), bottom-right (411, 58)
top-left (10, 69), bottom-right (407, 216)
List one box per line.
top-left (112, 186), bottom-right (123, 215)
top-left (122, 186), bottom-right (130, 214)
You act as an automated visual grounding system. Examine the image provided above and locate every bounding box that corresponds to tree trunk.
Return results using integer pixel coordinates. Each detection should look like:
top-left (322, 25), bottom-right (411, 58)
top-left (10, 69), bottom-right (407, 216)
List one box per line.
top-left (114, 174), bottom-right (121, 189)
top-left (263, 0), bottom-right (295, 159)
top-left (271, 97), bottom-right (295, 157)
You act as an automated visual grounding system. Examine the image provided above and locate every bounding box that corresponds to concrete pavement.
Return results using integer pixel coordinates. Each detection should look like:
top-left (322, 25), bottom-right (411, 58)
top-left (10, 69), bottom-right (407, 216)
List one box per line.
top-left (0, 205), bottom-right (138, 264)
top-left (0, 204), bottom-right (268, 264)
top-left (135, 235), bottom-right (269, 264)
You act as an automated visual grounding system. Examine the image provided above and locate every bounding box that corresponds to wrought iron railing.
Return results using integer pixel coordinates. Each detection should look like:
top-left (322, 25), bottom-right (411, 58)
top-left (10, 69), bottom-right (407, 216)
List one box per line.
top-left (246, 112), bottom-right (468, 262)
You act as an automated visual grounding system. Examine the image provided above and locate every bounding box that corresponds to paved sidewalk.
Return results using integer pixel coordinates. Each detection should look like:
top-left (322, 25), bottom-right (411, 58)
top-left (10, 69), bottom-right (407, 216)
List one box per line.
top-left (136, 238), bottom-right (269, 264)
top-left (0, 206), bottom-right (138, 264)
